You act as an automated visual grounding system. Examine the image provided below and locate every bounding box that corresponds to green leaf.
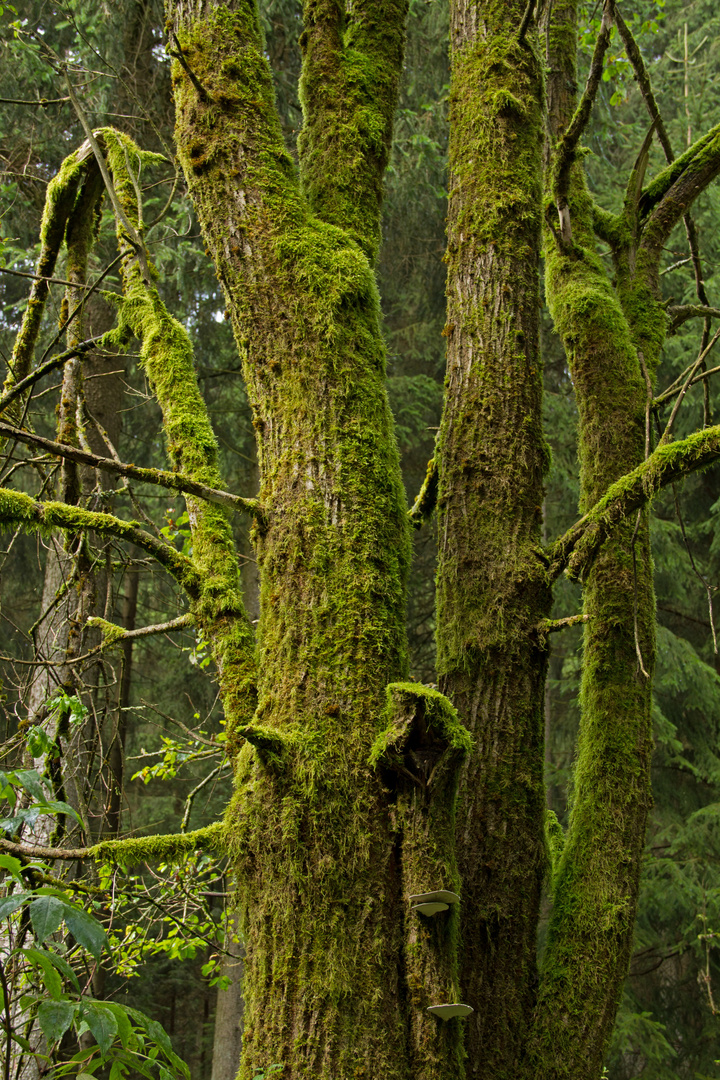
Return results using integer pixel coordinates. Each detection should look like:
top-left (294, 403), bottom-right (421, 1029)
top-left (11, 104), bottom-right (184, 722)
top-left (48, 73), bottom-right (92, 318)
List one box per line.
top-left (98, 1001), bottom-right (133, 1049)
top-left (0, 891), bottom-right (30, 918)
top-left (63, 904), bottom-right (106, 959)
top-left (0, 853), bottom-right (22, 879)
top-left (37, 999), bottom-right (76, 1043)
top-left (23, 947), bottom-right (63, 999)
top-left (30, 895), bottom-right (64, 942)
top-left (11, 769), bottom-right (47, 802)
top-left (24, 944), bottom-right (80, 993)
top-left (83, 1002), bottom-right (118, 1055)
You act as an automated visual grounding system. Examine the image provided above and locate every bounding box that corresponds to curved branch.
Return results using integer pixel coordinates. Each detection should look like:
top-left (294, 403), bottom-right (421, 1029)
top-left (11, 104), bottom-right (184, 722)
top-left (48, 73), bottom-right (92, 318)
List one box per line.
top-left (0, 487), bottom-right (200, 596)
top-left (0, 421), bottom-right (262, 517)
top-left (548, 425), bottom-right (720, 580)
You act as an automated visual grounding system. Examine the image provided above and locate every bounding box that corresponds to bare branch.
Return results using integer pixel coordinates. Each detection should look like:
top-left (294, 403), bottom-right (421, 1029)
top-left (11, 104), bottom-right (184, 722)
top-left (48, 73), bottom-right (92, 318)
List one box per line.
top-left (0, 421), bottom-right (262, 516)
top-left (0, 338), bottom-right (104, 416)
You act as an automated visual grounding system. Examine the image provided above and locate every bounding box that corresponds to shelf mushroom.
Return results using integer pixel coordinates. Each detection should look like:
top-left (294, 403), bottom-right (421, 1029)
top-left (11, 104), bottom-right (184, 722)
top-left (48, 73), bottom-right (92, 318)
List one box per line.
top-left (409, 889), bottom-right (460, 916)
top-left (427, 1004), bottom-right (474, 1020)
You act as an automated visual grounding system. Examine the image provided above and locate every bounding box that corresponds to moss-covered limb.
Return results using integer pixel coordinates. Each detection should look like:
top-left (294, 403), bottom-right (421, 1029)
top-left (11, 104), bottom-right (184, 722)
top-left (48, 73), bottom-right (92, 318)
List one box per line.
top-left (58, 158), bottom-right (105, 505)
top-left (0, 821), bottom-right (226, 865)
top-left (0, 420), bottom-right (261, 517)
top-left (609, 0), bottom-right (673, 161)
top-left (3, 147), bottom-right (92, 407)
top-left (437, 5), bottom-right (549, 1074)
top-left (169, 4), bottom-right (414, 1074)
top-left (0, 487), bottom-right (200, 595)
top-left (549, 425), bottom-right (720, 581)
top-left (638, 125), bottom-right (720, 280)
top-left (407, 456), bottom-right (437, 528)
top-left (298, 0), bottom-right (409, 260)
top-left (551, 2), bottom-right (611, 242)
top-left (83, 127), bottom-right (258, 747)
top-left (87, 612), bottom-right (194, 648)
top-left (371, 686), bottom-right (471, 1080)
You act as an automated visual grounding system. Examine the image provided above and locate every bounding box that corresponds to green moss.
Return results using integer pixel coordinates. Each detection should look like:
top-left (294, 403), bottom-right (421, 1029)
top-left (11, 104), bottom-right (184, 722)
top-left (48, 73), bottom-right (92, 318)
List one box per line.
top-left (86, 616), bottom-right (126, 649)
top-left (91, 821), bottom-right (226, 866)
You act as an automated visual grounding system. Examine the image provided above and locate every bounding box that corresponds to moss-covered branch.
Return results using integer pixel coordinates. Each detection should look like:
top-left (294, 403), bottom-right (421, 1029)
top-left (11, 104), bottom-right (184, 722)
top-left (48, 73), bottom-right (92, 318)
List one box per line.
top-left (0, 487), bottom-right (200, 592)
top-left (0, 821), bottom-right (226, 865)
top-left (549, 425), bottom-right (720, 581)
top-left (87, 612), bottom-right (194, 648)
top-left (0, 420), bottom-right (261, 517)
top-left (3, 146), bottom-right (91, 403)
top-left (407, 456), bottom-right (437, 529)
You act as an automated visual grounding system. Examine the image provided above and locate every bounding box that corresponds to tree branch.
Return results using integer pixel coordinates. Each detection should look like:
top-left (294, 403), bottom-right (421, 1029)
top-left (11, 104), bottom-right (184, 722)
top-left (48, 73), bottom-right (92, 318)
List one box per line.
top-left (0, 487), bottom-right (200, 596)
top-left (0, 338), bottom-right (104, 416)
top-left (0, 421), bottom-right (261, 517)
top-left (87, 612), bottom-right (194, 646)
top-left (667, 305), bottom-right (720, 334)
top-left (0, 821), bottom-right (226, 865)
top-left (552, 1), bottom-right (612, 242)
top-left (548, 425), bottom-right (720, 580)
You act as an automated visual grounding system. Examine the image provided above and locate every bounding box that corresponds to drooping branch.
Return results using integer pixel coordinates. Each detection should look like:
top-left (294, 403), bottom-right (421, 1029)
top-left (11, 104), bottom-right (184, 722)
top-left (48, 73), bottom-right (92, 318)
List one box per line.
top-left (0, 487), bottom-right (200, 596)
top-left (0, 821), bottom-right (226, 865)
top-left (548, 425), bottom-right (720, 581)
top-left (0, 421), bottom-right (262, 517)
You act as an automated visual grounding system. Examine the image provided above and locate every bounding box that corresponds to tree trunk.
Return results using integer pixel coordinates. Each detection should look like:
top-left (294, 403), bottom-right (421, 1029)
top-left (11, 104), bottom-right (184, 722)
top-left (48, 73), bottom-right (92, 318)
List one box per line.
top-left (436, 4), bottom-right (549, 1075)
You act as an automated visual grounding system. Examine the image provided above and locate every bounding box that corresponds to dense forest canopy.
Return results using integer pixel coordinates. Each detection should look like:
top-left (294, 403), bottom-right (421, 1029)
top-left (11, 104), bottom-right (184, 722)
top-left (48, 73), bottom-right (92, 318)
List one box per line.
top-left (1, 1), bottom-right (720, 1078)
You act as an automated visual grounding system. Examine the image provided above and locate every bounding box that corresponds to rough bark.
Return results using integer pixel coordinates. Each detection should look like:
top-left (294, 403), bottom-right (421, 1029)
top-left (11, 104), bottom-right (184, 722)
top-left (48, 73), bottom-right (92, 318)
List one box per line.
top-left (436, 4), bottom-right (549, 1075)
top-left (164, 1), bottom-right (427, 1076)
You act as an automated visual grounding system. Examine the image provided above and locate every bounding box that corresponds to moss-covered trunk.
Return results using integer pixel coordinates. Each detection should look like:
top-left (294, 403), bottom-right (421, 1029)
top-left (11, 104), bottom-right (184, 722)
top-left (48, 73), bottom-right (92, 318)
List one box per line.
top-left (165, 1), bottom-right (431, 1076)
top-left (526, 3), bottom-right (657, 1075)
top-left (435, 4), bottom-right (549, 1075)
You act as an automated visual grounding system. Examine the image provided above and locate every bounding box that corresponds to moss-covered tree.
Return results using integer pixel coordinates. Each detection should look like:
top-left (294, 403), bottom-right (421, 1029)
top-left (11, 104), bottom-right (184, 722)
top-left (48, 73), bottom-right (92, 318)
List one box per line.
top-left (6, 0), bottom-right (720, 1077)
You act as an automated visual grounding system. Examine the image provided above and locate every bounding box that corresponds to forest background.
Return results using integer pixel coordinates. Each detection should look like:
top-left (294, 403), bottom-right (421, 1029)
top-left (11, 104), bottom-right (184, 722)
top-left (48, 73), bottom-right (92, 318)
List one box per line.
top-left (1, 0), bottom-right (720, 1078)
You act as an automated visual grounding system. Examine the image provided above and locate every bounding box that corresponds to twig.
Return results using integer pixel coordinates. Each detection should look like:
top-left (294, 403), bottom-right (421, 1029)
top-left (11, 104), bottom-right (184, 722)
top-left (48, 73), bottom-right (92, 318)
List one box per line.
top-left (169, 34), bottom-right (210, 102)
top-left (37, 253), bottom-right (124, 369)
top-left (0, 338), bottom-right (104, 417)
top-left (660, 325), bottom-right (720, 442)
top-left (0, 422), bottom-right (261, 516)
top-left (653, 364), bottom-right (720, 408)
top-left (672, 485), bottom-right (718, 655)
top-left (631, 510), bottom-right (649, 678)
top-left (0, 956), bottom-right (11, 1080)
top-left (181, 764), bottom-right (227, 833)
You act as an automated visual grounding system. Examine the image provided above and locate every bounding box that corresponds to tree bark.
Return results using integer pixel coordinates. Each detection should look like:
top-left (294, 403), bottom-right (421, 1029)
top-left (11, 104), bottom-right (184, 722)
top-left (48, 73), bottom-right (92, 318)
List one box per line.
top-left (436, 4), bottom-right (549, 1075)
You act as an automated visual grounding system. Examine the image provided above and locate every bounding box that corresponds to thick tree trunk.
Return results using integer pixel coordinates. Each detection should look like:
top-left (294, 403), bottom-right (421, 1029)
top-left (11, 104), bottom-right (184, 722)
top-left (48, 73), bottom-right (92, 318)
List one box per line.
top-left (165, 1), bottom-right (430, 1076)
top-left (436, 4), bottom-right (549, 1075)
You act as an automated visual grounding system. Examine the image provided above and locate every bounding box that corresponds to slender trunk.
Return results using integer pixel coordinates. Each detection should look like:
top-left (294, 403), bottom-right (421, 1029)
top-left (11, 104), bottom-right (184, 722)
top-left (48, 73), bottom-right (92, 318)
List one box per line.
top-left (436, 4), bottom-right (548, 1075)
